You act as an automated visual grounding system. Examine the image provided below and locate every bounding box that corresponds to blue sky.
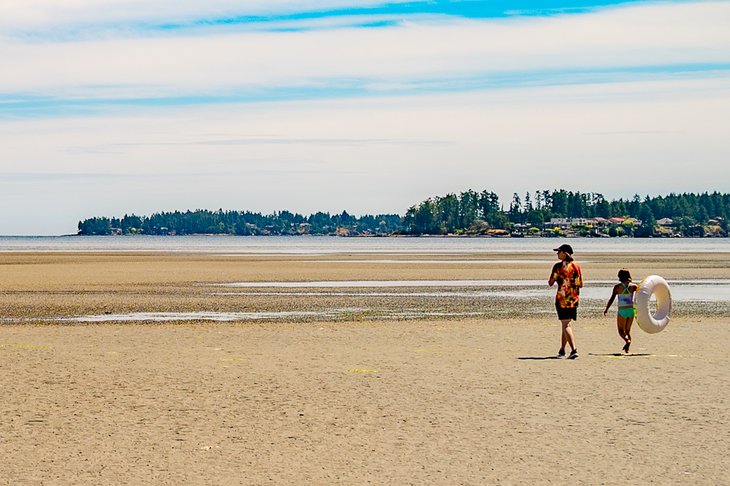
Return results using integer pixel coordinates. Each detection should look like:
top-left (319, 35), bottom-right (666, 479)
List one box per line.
top-left (1, 0), bottom-right (729, 234)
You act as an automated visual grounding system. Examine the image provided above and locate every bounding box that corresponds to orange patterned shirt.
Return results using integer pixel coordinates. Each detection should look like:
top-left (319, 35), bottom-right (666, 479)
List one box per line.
top-left (551, 260), bottom-right (583, 308)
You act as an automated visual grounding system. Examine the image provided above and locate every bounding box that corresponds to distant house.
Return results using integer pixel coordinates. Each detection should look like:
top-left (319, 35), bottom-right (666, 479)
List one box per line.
top-left (609, 217), bottom-right (625, 225)
top-left (657, 218), bottom-right (674, 227)
top-left (623, 218), bottom-right (642, 226)
top-left (548, 218), bottom-right (570, 228)
top-left (548, 218), bottom-right (595, 228)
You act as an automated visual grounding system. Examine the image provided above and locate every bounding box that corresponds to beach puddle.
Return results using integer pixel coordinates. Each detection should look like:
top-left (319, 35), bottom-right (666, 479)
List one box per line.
top-left (206, 279), bottom-right (730, 302)
top-left (206, 279), bottom-right (547, 288)
top-left (213, 291), bottom-right (530, 298)
top-left (43, 308), bottom-right (513, 324)
top-left (292, 259), bottom-right (555, 264)
top-left (55, 308), bottom-right (366, 323)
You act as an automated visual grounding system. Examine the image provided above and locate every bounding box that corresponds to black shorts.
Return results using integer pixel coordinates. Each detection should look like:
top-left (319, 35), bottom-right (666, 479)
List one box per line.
top-left (555, 304), bottom-right (578, 321)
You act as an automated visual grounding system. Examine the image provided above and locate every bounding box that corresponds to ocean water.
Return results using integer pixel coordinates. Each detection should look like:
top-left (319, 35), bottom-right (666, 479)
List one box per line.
top-left (0, 235), bottom-right (728, 254)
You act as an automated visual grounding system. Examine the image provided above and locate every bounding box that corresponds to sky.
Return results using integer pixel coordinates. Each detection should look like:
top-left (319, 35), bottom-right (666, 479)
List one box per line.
top-left (1, 0), bottom-right (729, 235)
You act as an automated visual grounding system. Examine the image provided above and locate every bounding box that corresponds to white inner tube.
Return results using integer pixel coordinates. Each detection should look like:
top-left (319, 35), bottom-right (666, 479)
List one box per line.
top-left (635, 275), bottom-right (671, 334)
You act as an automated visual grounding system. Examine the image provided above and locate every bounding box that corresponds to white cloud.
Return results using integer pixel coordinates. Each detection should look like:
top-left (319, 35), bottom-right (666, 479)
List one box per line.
top-left (1, 1), bottom-right (729, 234)
top-left (2, 75), bottom-right (729, 233)
top-left (1, 2), bottom-right (729, 98)
top-left (0, 0), bottom-right (418, 36)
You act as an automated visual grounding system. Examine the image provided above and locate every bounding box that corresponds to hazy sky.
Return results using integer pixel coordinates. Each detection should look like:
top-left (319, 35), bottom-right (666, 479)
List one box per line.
top-left (2, 0), bottom-right (729, 235)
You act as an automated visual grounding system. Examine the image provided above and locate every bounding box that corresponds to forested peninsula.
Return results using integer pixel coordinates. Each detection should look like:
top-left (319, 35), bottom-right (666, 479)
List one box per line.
top-left (78, 190), bottom-right (730, 238)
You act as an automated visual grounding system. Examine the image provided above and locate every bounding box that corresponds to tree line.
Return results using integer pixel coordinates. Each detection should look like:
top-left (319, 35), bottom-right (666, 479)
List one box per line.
top-left (78, 190), bottom-right (730, 237)
top-left (77, 209), bottom-right (402, 236)
top-left (403, 190), bottom-right (730, 236)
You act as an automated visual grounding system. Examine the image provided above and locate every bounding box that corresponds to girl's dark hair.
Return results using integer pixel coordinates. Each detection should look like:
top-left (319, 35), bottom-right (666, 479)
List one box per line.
top-left (618, 268), bottom-right (632, 282)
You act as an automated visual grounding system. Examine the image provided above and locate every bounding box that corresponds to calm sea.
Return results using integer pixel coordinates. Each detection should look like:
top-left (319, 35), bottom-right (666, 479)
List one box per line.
top-left (0, 235), bottom-right (728, 253)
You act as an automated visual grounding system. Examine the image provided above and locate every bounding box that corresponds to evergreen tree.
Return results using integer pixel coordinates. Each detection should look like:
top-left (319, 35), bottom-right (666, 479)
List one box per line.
top-left (78, 189), bottom-right (730, 237)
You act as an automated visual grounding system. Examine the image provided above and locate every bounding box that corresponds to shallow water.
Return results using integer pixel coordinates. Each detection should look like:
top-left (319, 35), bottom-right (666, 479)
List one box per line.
top-left (1, 235), bottom-right (728, 254)
top-left (291, 259), bottom-right (555, 264)
top-left (20, 278), bottom-right (728, 323)
top-left (207, 279), bottom-right (730, 302)
top-left (43, 308), bottom-right (491, 323)
top-left (53, 308), bottom-right (366, 323)
top-left (207, 279), bottom-right (548, 288)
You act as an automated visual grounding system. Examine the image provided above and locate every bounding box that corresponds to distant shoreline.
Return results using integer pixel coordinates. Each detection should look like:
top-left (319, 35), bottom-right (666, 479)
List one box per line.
top-left (1, 233), bottom-right (727, 239)
top-left (66, 233), bottom-right (726, 239)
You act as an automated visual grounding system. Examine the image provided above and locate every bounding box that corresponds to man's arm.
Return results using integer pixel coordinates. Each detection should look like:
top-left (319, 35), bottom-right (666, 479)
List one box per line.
top-left (548, 262), bottom-right (561, 286)
top-left (575, 264), bottom-right (583, 288)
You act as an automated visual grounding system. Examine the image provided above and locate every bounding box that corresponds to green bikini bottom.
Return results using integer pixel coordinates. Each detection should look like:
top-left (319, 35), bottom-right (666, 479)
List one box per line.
top-left (618, 307), bottom-right (637, 318)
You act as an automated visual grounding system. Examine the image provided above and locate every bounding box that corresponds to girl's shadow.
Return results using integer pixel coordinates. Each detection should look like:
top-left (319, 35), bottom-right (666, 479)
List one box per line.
top-left (518, 353), bottom-right (653, 360)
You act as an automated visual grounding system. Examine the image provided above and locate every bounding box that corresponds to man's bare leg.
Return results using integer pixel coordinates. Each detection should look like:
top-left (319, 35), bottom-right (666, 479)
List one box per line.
top-left (562, 319), bottom-right (576, 351)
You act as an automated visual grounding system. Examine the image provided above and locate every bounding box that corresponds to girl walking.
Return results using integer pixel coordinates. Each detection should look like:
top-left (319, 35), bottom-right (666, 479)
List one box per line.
top-left (604, 269), bottom-right (638, 353)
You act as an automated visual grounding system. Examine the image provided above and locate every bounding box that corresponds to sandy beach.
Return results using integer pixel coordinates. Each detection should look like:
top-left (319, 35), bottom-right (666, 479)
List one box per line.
top-left (1, 250), bottom-right (729, 484)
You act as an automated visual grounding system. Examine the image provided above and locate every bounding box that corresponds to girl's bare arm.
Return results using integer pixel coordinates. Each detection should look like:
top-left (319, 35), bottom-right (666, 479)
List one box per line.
top-left (604, 285), bottom-right (619, 314)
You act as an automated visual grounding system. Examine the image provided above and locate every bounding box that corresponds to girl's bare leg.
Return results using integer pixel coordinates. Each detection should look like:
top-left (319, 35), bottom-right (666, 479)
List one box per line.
top-left (625, 317), bottom-right (634, 352)
top-left (617, 316), bottom-right (630, 352)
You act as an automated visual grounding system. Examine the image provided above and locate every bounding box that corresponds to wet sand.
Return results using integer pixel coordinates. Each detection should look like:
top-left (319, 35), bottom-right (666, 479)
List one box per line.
top-left (1, 251), bottom-right (729, 484)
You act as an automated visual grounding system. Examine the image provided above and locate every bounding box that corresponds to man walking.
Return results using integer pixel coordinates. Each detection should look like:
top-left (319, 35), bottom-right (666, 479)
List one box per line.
top-left (548, 243), bottom-right (583, 359)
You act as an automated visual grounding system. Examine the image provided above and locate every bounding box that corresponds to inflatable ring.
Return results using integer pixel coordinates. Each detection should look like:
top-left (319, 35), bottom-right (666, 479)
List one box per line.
top-left (635, 275), bottom-right (671, 334)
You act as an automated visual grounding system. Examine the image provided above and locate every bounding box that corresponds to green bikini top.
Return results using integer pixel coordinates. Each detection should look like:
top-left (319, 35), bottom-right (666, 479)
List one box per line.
top-left (617, 282), bottom-right (635, 309)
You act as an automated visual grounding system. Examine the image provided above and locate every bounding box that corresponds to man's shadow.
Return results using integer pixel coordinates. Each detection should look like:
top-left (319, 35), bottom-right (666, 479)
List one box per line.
top-left (517, 353), bottom-right (653, 360)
